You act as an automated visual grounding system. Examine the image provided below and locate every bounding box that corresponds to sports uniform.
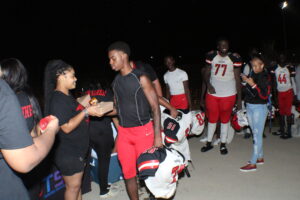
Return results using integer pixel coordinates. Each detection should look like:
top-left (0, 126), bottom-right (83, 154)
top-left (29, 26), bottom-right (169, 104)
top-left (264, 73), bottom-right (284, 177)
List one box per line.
top-left (161, 108), bottom-right (192, 163)
top-left (137, 147), bottom-right (185, 199)
top-left (164, 68), bottom-right (189, 110)
top-left (270, 64), bottom-right (296, 138)
top-left (112, 68), bottom-right (154, 179)
top-left (203, 51), bottom-right (242, 153)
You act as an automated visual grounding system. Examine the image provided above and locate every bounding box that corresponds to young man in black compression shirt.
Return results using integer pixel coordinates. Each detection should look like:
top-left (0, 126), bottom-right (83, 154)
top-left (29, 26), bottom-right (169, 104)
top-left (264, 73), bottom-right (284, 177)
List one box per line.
top-left (108, 41), bottom-right (162, 200)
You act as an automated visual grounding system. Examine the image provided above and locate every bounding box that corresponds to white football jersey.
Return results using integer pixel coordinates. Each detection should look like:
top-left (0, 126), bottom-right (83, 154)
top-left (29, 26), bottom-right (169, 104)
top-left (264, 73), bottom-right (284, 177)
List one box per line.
top-left (144, 148), bottom-right (185, 199)
top-left (190, 110), bottom-right (205, 136)
top-left (161, 108), bottom-right (192, 163)
top-left (271, 64), bottom-right (295, 92)
top-left (206, 51), bottom-right (242, 97)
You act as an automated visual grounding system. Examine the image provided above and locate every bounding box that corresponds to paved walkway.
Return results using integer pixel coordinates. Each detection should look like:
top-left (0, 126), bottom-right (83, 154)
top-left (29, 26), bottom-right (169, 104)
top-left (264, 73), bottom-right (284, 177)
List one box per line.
top-left (83, 128), bottom-right (300, 200)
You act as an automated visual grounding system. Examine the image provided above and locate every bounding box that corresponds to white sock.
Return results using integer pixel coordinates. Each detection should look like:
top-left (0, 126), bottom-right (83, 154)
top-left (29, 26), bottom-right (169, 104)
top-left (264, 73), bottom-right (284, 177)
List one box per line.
top-left (220, 122), bottom-right (229, 143)
top-left (207, 122), bottom-right (217, 142)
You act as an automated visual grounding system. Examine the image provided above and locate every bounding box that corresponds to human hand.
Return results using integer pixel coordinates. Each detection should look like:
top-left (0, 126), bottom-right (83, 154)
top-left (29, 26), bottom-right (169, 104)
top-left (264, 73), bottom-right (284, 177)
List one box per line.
top-left (40, 115), bottom-right (59, 134)
top-left (154, 136), bottom-right (163, 148)
top-left (170, 107), bottom-right (179, 119)
top-left (87, 105), bottom-right (104, 117)
top-left (207, 84), bottom-right (216, 94)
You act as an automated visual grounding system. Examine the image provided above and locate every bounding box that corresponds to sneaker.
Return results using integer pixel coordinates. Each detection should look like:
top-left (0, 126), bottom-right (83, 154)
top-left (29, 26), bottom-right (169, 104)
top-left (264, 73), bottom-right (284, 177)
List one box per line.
top-left (213, 138), bottom-right (221, 146)
top-left (280, 134), bottom-right (292, 139)
top-left (200, 137), bottom-right (208, 143)
top-left (247, 158), bottom-right (264, 165)
top-left (257, 158), bottom-right (264, 165)
top-left (201, 145), bottom-right (213, 152)
top-left (240, 164), bottom-right (257, 172)
top-left (220, 146), bottom-right (228, 155)
top-left (100, 188), bottom-right (118, 199)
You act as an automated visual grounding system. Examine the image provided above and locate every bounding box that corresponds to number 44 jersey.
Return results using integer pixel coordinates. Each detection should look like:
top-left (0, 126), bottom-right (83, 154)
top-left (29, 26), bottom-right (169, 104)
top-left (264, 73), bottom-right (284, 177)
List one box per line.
top-left (206, 51), bottom-right (242, 97)
top-left (270, 64), bottom-right (296, 92)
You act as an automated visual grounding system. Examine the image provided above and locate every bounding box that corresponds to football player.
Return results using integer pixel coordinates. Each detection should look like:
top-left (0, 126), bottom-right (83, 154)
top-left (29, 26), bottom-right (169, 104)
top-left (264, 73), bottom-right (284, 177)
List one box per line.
top-left (201, 38), bottom-right (242, 155)
top-left (270, 53), bottom-right (297, 139)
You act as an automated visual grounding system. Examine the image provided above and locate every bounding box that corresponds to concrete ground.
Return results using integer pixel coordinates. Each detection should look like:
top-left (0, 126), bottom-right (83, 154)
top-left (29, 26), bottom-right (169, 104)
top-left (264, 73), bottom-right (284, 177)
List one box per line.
top-left (83, 128), bottom-right (300, 200)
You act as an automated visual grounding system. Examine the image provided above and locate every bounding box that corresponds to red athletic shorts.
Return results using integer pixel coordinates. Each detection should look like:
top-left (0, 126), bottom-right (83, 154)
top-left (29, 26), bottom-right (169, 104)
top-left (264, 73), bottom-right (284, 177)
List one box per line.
top-left (205, 94), bottom-right (236, 123)
top-left (170, 94), bottom-right (188, 110)
top-left (278, 89), bottom-right (293, 116)
top-left (117, 121), bottom-right (154, 179)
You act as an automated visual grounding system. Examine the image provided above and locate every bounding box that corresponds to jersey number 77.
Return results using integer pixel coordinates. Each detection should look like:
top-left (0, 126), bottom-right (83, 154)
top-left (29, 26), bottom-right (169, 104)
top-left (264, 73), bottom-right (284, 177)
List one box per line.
top-left (214, 64), bottom-right (227, 76)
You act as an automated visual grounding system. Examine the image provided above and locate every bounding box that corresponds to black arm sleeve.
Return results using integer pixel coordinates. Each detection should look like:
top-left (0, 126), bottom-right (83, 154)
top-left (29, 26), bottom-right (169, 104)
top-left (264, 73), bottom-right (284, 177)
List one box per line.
top-left (246, 74), bottom-right (271, 100)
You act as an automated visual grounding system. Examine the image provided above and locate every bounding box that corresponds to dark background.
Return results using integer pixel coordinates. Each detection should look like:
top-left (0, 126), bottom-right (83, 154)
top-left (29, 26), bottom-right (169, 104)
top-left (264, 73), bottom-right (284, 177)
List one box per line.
top-left (0, 0), bottom-right (299, 93)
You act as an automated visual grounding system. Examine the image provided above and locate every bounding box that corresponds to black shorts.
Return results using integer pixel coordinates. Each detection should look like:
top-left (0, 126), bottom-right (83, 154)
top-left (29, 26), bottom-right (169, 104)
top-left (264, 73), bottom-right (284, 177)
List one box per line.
top-left (54, 154), bottom-right (87, 176)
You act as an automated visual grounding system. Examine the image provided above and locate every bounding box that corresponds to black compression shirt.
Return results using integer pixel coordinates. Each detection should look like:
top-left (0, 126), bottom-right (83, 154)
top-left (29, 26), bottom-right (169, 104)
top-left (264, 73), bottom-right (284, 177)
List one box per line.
top-left (112, 69), bottom-right (151, 127)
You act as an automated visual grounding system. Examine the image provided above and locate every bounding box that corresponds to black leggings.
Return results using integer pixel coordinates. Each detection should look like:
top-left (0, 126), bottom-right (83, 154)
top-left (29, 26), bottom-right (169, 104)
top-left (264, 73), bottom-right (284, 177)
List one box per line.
top-left (89, 123), bottom-right (114, 194)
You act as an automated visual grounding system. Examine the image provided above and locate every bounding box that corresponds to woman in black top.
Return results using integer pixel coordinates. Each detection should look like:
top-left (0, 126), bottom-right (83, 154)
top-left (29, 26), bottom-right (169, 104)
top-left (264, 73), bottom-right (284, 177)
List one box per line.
top-left (44, 60), bottom-right (101, 200)
top-left (0, 58), bottom-right (43, 199)
top-left (85, 80), bottom-right (117, 198)
top-left (240, 55), bottom-right (271, 172)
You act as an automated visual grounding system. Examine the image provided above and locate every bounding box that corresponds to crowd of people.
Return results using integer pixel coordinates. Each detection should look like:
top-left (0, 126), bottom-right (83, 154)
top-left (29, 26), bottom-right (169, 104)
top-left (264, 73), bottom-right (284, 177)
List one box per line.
top-left (0, 38), bottom-right (299, 200)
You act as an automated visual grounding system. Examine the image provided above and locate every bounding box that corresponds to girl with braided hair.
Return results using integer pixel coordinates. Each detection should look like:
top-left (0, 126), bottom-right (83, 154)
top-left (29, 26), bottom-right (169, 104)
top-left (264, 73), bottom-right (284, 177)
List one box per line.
top-left (44, 59), bottom-right (101, 200)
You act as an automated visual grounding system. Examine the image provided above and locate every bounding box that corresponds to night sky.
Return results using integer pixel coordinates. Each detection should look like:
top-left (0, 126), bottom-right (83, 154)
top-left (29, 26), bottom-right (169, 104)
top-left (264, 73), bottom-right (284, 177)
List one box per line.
top-left (0, 0), bottom-right (299, 90)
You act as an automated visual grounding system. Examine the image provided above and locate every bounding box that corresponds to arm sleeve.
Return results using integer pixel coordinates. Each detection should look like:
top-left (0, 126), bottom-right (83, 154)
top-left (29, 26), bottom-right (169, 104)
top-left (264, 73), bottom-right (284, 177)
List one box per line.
top-left (0, 92), bottom-right (33, 150)
top-left (231, 54), bottom-right (242, 68)
top-left (246, 74), bottom-right (271, 100)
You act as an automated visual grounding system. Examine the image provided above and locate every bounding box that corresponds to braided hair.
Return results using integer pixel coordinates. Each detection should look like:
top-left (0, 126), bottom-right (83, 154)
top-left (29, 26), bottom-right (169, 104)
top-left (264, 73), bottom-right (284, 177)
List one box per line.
top-left (43, 59), bottom-right (73, 115)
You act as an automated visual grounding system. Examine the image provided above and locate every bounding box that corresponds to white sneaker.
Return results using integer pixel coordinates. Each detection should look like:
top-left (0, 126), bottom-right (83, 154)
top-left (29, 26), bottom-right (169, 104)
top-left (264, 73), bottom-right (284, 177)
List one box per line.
top-left (200, 137), bottom-right (208, 143)
top-left (213, 138), bottom-right (221, 146)
top-left (100, 188), bottom-right (119, 199)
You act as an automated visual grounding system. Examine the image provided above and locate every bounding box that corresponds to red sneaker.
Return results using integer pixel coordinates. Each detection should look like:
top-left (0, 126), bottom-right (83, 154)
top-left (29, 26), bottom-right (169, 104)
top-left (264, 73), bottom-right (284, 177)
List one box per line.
top-left (256, 158), bottom-right (264, 165)
top-left (247, 158), bottom-right (264, 165)
top-left (240, 164), bottom-right (257, 172)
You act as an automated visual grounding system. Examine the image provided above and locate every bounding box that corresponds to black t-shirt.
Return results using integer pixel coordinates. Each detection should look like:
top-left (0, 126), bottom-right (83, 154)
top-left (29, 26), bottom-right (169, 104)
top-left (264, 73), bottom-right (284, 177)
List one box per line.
top-left (86, 88), bottom-right (113, 126)
top-left (112, 69), bottom-right (151, 127)
top-left (0, 79), bottom-right (32, 200)
top-left (133, 61), bottom-right (158, 82)
top-left (48, 91), bottom-right (89, 159)
top-left (16, 91), bottom-right (34, 132)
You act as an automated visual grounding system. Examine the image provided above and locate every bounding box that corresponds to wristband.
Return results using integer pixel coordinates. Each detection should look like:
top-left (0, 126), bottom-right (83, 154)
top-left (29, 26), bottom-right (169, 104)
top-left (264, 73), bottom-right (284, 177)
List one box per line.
top-left (83, 108), bottom-right (89, 118)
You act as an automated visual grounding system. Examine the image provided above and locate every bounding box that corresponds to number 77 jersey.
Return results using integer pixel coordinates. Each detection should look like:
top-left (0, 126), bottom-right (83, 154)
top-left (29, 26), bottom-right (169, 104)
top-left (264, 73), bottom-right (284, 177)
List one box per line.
top-left (205, 51), bottom-right (242, 97)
